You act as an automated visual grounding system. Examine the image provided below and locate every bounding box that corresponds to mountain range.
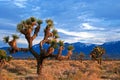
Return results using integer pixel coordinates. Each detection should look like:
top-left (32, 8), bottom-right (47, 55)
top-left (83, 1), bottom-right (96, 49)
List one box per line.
top-left (0, 41), bottom-right (120, 59)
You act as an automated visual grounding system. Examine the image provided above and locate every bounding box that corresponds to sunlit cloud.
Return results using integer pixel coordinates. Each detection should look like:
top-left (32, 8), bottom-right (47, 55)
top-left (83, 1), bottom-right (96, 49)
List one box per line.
top-left (57, 28), bottom-right (94, 38)
top-left (81, 23), bottom-right (105, 30)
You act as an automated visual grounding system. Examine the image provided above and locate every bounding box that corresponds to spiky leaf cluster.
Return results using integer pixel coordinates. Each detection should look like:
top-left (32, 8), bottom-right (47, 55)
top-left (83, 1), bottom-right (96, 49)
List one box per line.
top-left (94, 46), bottom-right (105, 56)
top-left (91, 46), bottom-right (105, 59)
top-left (6, 55), bottom-right (13, 62)
top-left (30, 17), bottom-right (36, 22)
top-left (12, 34), bottom-right (19, 40)
top-left (58, 40), bottom-right (64, 46)
top-left (37, 19), bottom-right (43, 25)
top-left (50, 39), bottom-right (58, 49)
top-left (17, 17), bottom-right (43, 33)
top-left (67, 45), bottom-right (74, 50)
top-left (3, 36), bottom-right (9, 43)
top-left (46, 19), bottom-right (54, 27)
top-left (0, 49), bottom-right (13, 62)
top-left (0, 50), bottom-right (7, 59)
top-left (52, 29), bottom-right (59, 38)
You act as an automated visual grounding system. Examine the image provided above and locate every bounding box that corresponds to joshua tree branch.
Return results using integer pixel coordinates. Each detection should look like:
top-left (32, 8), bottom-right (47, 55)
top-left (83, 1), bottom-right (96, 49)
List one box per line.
top-left (29, 48), bottom-right (39, 59)
top-left (32, 25), bottom-right (41, 40)
top-left (20, 30), bottom-right (26, 35)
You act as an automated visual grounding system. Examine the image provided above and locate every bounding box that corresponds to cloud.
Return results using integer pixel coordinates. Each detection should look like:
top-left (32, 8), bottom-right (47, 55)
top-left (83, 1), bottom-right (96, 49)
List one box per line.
top-left (32, 6), bottom-right (40, 11)
top-left (81, 23), bottom-right (105, 30)
top-left (57, 28), bottom-right (120, 44)
top-left (13, 0), bottom-right (27, 8)
top-left (0, 0), bottom-right (120, 46)
top-left (57, 28), bottom-right (94, 38)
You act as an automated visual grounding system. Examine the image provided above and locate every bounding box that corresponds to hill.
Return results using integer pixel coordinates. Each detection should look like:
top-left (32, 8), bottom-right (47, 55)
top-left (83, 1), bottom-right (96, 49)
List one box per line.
top-left (0, 41), bottom-right (120, 59)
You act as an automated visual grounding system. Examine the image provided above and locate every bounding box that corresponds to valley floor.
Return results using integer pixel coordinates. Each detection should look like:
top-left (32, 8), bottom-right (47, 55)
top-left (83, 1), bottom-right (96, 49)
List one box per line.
top-left (0, 60), bottom-right (120, 80)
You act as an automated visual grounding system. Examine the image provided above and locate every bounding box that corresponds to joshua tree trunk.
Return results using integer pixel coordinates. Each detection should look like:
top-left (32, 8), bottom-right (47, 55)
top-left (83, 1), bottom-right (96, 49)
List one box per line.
top-left (80, 59), bottom-right (82, 63)
top-left (37, 58), bottom-right (44, 75)
top-left (97, 58), bottom-right (102, 65)
top-left (28, 39), bottom-right (33, 48)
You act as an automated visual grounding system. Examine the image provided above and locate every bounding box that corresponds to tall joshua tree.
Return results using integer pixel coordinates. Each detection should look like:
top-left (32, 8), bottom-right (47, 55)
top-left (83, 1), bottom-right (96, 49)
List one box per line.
top-left (90, 46), bottom-right (105, 65)
top-left (3, 17), bottom-right (74, 75)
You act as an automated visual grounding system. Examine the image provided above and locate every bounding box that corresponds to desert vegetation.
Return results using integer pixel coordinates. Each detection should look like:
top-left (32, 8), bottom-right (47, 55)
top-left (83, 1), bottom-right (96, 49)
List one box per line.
top-left (0, 60), bottom-right (120, 80)
top-left (90, 46), bottom-right (105, 65)
top-left (2, 17), bottom-right (74, 75)
top-left (0, 17), bottom-right (119, 80)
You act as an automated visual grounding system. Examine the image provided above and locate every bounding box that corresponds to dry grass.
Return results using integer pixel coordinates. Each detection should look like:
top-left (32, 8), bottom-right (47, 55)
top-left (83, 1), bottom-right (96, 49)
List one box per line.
top-left (0, 60), bottom-right (120, 80)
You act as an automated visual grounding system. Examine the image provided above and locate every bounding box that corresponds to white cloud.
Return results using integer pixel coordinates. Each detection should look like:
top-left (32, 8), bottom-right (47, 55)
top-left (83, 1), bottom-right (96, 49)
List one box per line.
top-left (13, 0), bottom-right (27, 8)
top-left (32, 6), bottom-right (40, 11)
top-left (56, 28), bottom-right (120, 44)
top-left (57, 28), bottom-right (94, 38)
top-left (81, 23), bottom-right (105, 30)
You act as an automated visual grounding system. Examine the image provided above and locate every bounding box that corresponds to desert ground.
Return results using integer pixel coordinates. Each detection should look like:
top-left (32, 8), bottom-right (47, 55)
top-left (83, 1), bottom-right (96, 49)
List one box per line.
top-left (0, 60), bottom-right (120, 80)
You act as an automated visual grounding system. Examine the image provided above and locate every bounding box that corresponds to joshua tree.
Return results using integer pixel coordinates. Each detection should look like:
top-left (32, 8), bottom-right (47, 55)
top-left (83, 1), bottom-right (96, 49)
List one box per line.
top-left (0, 49), bottom-right (12, 73)
top-left (78, 52), bottom-right (85, 63)
top-left (90, 46), bottom-right (105, 65)
top-left (3, 17), bottom-right (74, 75)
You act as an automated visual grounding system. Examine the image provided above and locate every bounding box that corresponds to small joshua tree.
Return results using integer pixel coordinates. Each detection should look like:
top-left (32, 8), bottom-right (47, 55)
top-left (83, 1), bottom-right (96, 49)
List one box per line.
top-left (3, 17), bottom-right (74, 75)
top-left (90, 46), bottom-right (105, 65)
top-left (71, 52), bottom-right (79, 60)
top-left (79, 52), bottom-right (85, 63)
top-left (0, 49), bottom-right (13, 73)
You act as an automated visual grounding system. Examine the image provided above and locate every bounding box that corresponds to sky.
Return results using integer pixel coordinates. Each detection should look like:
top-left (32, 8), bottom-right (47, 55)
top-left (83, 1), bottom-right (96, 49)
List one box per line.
top-left (0, 0), bottom-right (120, 47)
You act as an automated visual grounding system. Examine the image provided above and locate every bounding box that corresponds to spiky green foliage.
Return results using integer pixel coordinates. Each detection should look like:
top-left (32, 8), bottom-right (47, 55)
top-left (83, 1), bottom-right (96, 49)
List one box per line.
top-left (21, 20), bottom-right (26, 24)
top-left (55, 34), bottom-right (59, 38)
top-left (50, 39), bottom-right (58, 48)
top-left (67, 45), bottom-right (74, 51)
top-left (26, 19), bottom-right (32, 25)
top-left (46, 19), bottom-right (54, 27)
top-left (6, 55), bottom-right (13, 62)
top-left (17, 17), bottom-right (43, 33)
top-left (17, 23), bottom-right (24, 32)
top-left (93, 46), bottom-right (105, 58)
top-left (52, 29), bottom-right (59, 38)
top-left (52, 29), bottom-right (58, 35)
top-left (0, 50), bottom-right (13, 63)
top-left (3, 36), bottom-right (9, 43)
top-left (0, 50), bottom-right (7, 59)
top-left (37, 19), bottom-right (43, 25)
top-left (58, 40), bottom-right (64, 46)
top-left (90, 46), bottom-right (105, 65)
top-left (30, 17), bottom-right (36, 22)
top-left (12, 34), bottom-right (19, 39)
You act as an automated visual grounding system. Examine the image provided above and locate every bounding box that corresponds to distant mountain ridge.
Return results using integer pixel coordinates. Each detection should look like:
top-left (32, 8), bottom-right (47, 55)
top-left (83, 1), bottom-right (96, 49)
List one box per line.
top-left (0, 41), bottom-right (120, 59)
